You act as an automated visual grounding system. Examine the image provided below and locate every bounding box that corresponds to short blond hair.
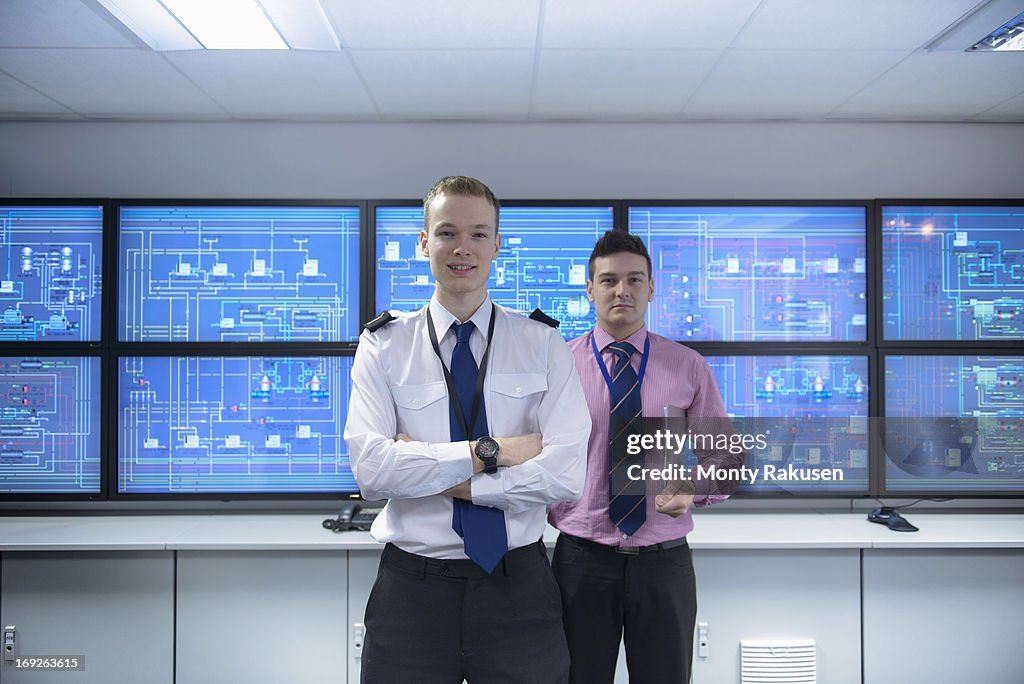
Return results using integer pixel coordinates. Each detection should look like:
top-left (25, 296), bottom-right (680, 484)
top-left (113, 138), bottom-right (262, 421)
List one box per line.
top-left (422, 176), bottom-right (500, 232)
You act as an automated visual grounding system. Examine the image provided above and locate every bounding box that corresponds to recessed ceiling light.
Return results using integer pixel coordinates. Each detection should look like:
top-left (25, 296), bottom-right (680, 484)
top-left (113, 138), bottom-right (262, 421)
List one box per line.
top-left (969, 9), bottom-right (1024, 51)
top-left (96, 0), bottom-right (289, 50)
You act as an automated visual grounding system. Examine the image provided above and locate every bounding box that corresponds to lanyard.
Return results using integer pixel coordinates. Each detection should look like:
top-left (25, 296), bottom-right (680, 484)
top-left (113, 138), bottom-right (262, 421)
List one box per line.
top-left (426, 303), bottom-right (497, 440)
top-left (591, 330), bottom-right (650, 397)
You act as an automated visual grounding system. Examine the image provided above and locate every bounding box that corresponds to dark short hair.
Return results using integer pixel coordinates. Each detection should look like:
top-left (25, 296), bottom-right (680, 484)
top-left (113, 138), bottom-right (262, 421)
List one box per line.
top-left (588, 231), bottom-right (652, 280)
top-left (422, 176), bottom-right (500, 232)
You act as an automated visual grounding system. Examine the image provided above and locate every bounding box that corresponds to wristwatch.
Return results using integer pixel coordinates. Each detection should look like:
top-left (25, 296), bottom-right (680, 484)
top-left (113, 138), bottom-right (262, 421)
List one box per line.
top-left (474, 436), bottom-right (500, 474)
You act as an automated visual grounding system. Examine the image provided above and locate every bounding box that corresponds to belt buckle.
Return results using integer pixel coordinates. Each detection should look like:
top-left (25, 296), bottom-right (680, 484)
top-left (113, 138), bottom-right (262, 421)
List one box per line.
top-left (615, 546), bottom-right (640, 556)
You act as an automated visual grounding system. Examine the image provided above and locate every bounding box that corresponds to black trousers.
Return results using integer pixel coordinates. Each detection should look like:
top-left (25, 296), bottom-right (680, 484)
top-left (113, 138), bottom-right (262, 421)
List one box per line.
top-left (361, 541), bottom-right (570, 684)
top-left (552, 533), bottom-right (697, 684)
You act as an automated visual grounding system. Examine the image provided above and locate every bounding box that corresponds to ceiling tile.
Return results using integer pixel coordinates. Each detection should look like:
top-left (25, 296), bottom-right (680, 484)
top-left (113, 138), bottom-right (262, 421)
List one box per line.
top-left (542, 0), bottom-right (761, 49)
top-left (833, 51), bottom-right (1024, 119)
top-left (533, 49), bottom-right (721, 119)
top-left (0, 71), bottom-right (77, 115)
top-left (685, 50), bottom-right (908, 119)
top-left (0, 0), bottom-right (137, 48)
top-left (0, 49), bottom-right (225, 117)
top-left (351, 50), bottom-right (533, 119)
top-left (165, 51), bottom-right (376, 118)
top-left (321, 0), bottom-right (540, 49)
top-left (973, 91), bottom-right (1024, 121)
top-left (735, 0), bottom-right (983, 50)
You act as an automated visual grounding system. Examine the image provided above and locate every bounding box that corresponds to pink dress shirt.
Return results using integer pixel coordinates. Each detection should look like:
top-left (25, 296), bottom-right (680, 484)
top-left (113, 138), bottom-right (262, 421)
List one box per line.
top-left (548, 326), bottom-right (734, 547)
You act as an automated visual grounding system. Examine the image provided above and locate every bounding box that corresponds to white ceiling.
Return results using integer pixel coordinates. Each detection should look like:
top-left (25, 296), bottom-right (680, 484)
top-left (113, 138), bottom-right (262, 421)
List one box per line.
top-left (1, 0), bottom-right (1023, 123)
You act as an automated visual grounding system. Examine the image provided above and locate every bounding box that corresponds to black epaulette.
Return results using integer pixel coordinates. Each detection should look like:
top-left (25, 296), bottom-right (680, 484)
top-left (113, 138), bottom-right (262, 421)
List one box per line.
top-left (364, 311), bottom-right (395, 333)
top-left (529, 308), bottom-right (560, 329)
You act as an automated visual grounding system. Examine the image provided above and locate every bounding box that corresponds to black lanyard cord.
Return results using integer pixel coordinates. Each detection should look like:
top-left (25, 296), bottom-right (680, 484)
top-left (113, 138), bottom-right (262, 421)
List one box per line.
top-left (426, 303), bottom-right (497, 440)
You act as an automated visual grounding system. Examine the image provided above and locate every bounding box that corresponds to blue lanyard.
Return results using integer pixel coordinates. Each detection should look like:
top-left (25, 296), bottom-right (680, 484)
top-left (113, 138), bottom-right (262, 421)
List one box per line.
top-left (591, 330), bottom-right (650, 397)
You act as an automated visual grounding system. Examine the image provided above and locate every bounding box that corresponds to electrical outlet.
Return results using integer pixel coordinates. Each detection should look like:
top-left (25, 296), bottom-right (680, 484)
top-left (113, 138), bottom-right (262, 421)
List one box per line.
top-left (4, 625), bottom-right (16, 661)
top-left (352, 622), bottom-right (365, 660)
top-left (697, 622), bottom-right (708, 658)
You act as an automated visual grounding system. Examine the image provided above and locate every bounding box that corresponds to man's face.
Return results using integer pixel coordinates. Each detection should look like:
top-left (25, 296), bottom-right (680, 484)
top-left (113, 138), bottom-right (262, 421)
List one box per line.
top-left (587, 252), bottom-right (654, 335)
top-left (420, 193), bottom-right (500, 300)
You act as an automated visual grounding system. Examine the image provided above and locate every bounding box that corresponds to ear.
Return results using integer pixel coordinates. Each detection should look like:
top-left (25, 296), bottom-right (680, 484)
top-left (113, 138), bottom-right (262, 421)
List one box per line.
top-left (492, 231), bottom-right (500, 258)
top-left (586, 279), bottom-right (595, 303)
top-left (647, 277), bottom-right (654, 303)
top-left (419, 229), bottom-right (429, 258)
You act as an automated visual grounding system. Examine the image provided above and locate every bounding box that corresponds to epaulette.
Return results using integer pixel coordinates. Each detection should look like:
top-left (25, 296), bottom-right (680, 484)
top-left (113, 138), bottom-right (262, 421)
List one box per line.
top-left (528, 308), bottom-right (560, 329)
top-left (364, 311), bottom-right (395, 333)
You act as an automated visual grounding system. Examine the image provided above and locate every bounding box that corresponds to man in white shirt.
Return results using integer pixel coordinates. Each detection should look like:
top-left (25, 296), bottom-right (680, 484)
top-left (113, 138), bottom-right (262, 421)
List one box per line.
top-left (344, 176), bottom-right (591, 683)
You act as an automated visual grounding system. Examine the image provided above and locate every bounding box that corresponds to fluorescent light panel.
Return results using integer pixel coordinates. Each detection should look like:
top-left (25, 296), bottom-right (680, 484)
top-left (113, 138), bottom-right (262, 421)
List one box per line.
top-left (969, 9), bottom-right (1024, 51)
top-left (161, 0), bottom-right (288, 49)
top-left (96, 0), bottom-right (291, 50)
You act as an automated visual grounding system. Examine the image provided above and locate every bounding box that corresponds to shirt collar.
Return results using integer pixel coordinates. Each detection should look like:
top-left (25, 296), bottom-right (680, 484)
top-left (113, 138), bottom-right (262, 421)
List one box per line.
top-left (593, 324), bottom-right (648, 354)
top-left (428, 294), bottom-right (494, 341)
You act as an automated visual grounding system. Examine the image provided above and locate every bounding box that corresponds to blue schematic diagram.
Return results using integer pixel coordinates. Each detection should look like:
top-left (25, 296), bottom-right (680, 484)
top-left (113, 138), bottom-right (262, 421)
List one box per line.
top-left (882, 206), bottom-right (1024, 340)
top-left (629, 206), bottom-right (867, 341)
top-left (0, 356), bottom-right (101, 494)
top-left (375, 205), bottom-right (614, 340)
top-left (119, 355), bottom-right (355, 494)
top-left (706, 355), bottom-right (870, 492)
top-left (119, 206), bottom-right (361, 342)
top-left (884, 355), bottom-right (1024, 494)
top-left (0, 205), bottom-right (103, 341)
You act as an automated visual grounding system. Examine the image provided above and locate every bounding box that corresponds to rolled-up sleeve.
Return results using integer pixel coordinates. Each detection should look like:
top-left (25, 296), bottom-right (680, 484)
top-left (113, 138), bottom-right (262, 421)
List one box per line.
top-left (472, 331), bottom-right (591, 512)
top-left (343, 330), bottom-right (472, 501)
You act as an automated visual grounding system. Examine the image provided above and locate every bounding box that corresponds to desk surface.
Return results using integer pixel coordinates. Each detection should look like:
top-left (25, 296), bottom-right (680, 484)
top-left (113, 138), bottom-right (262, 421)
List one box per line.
top-left (1, 512), bottom-right (1023, 552)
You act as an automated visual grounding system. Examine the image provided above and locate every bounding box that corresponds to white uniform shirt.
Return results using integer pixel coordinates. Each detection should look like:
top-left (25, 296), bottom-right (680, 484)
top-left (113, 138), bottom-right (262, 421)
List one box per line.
top-left (344, 295), bottom-right (591, 559)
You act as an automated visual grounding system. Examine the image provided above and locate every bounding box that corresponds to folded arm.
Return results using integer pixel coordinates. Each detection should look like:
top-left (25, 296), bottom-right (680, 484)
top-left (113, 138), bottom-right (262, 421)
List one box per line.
top-left (470, 333), bottom-right (592, 513)
top-left (343, 333), bottom-right (474, 501)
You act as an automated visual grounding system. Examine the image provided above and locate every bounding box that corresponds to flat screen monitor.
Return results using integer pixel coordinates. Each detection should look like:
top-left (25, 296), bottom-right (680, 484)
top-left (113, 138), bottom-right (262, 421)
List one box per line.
top-left (0, 205), bottom-right (104, 341)
top-left (704, 354), bottom-right (871, 493)
top-left (884, 355), bottom-right (1024, 494)
top-left (375, 205), bottom-right (614, 340)
top-left (0, 356), bottom-right (101, 494)
top-left (629, 206), bottom-right (867, 341)
top-left (882, 205), bottom-right (1024, 340)
top-left (118, 205), bottom-right (361, 342)
top-left (118, 355), bottom-right (356, 495)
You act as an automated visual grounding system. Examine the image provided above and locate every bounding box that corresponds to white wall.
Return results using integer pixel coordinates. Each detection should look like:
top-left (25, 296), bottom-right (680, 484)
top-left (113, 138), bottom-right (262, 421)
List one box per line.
top-left (1, 121), bottom-right (1022, 199)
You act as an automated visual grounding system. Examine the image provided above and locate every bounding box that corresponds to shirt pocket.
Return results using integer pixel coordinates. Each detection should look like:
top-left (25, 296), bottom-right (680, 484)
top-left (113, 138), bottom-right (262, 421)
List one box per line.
top-left (391, 382), bottom-right (448, 438)
top-left (488, 373), bottom-right (548, 433)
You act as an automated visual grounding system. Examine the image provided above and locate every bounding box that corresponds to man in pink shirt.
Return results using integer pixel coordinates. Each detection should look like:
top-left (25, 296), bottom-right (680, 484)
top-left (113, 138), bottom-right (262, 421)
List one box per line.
top-left (548, 231), bottom-right (743, 684)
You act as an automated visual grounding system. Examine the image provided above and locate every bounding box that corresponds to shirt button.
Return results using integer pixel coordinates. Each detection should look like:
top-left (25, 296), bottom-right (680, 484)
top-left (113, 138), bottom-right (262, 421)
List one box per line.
top-left (515, 386), bottom-right (522, 393)
top-left (621, 533), bottom-right (628, 540)
top-left (412, 399), bottom-right (420, 406)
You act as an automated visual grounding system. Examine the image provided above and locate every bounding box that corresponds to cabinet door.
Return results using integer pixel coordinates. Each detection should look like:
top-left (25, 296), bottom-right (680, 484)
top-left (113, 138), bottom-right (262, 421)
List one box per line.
top-left (863, 549), bottom-right (1024, 684)
top-left (692, 549), bottom-right (862, 684)
top-left (176, 550), bottom-right (347, 684)
top-left (1, 551), bottom-right (174, 684)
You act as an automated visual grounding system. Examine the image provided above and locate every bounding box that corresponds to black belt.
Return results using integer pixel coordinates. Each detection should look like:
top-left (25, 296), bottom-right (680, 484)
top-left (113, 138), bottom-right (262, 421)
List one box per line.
top-left (561, 532), bottom-right (688, 556)
top-left (382, 539), bottom-right (547, 578)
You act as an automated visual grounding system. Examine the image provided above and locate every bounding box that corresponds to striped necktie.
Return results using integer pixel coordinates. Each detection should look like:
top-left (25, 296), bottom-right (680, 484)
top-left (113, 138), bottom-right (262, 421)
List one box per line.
top-left (607, 340), bottom-right (646, 535)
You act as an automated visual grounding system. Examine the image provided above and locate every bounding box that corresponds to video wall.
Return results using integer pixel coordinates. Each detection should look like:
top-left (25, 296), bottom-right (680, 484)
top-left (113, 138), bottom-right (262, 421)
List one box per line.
top-left (1, 199), bottom-right (1021, 499)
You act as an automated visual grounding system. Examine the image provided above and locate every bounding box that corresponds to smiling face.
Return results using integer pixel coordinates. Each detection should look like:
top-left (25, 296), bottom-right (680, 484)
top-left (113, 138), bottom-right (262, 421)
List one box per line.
top-left (420, 192), bottom-right (500, 319)
top-left (587, 251), bottom-right (654, 340)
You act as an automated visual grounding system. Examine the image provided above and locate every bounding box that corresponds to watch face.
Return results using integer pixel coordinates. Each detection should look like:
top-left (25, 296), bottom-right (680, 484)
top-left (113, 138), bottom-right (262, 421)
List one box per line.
top-left (476, 437), bottom-right (499, 459)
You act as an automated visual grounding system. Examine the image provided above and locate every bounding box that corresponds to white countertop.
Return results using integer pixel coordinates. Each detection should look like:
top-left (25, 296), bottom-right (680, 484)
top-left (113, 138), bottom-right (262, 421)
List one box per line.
top-left (1, 512), bottom-right (1022, 552)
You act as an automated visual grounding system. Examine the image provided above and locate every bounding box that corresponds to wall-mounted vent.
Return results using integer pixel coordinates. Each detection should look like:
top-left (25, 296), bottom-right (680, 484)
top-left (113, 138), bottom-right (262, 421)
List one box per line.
top-left (740, 638), bottom-right (816, 684)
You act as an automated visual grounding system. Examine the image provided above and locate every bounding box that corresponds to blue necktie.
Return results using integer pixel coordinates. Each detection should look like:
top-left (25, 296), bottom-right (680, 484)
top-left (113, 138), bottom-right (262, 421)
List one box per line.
top-left (607, 341), bottom-right (646, 535)
top-left (449, 321), bottom-right (508, 573)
